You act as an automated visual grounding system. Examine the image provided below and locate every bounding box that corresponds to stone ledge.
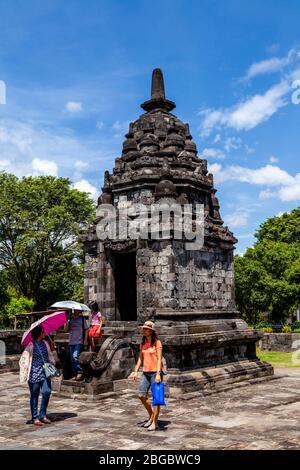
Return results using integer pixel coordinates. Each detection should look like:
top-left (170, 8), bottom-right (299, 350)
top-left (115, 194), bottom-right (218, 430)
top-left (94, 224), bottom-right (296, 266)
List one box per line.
top-left (177, 373), bottom-right (282, 400)
top-left (259, 333), bottom-right (300, 352)
top-left (166, 359), bottom-right (274, 396)
top-left (158, 329), bottom-right (263, 346)
top-left (0, 354), bottom-right (20, 374)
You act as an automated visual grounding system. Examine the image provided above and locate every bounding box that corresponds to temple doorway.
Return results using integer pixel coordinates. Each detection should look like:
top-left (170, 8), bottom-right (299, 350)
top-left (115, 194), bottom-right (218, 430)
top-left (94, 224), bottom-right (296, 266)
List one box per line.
top-left (113, 252), bottom-right (137, 321)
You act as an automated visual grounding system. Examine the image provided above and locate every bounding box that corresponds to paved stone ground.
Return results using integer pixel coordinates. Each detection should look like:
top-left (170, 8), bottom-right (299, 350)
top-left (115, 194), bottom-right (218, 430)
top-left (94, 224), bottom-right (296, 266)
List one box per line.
top-left (0, 368), bottom-right (299, 450)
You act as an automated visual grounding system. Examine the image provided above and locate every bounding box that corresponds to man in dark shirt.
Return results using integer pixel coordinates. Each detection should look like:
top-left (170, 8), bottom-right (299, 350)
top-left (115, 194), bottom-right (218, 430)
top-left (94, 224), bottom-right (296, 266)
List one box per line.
top-left (64, 310), bottom-right (89, 381)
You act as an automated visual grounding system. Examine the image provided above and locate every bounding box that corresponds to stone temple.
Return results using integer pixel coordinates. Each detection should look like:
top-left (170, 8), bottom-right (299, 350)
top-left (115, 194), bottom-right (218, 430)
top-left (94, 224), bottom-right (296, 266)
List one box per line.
top-left (80, 69), bottom-right (273, 396)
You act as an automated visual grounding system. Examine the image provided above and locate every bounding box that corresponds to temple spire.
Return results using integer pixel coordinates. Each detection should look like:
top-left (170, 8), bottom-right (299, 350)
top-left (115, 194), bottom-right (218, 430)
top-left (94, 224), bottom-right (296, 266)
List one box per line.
top-left (151, 68), bottom-right (165, 100)
top-left (141, 68), bottom-right (176, 112)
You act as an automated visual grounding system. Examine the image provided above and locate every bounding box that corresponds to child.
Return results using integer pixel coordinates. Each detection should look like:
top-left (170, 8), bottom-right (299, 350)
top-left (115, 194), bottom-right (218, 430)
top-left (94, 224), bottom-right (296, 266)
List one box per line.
top-left (88, 300), bottom-right (103, 352)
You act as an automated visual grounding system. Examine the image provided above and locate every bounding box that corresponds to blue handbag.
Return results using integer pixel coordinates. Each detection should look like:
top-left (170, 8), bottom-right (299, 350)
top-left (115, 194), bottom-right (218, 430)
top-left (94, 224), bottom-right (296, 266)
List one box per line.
top-left (151, 382), bottom-right (167, 406)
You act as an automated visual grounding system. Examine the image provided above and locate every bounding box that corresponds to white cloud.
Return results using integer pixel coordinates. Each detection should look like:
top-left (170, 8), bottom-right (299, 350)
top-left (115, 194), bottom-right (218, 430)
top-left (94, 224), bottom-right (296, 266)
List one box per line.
top-left (245, 144), bottom-right (255, 154)
top-left (235, 247), bottom-right (249, 256)
top-left (74, 160), bottom-right (88, 180)
top-left (96, 121), bottom-right (104, 130)
top-left (208, 162), bottom-right (300, 202)
top-left (0, 116), bottom-right (117, 208)
top-left (229, 81), bottom-right (289, 130)
top-left (32, 158), bottom-right (58, 176)
top-left (269, 155), bottom-right (279, 164)
top-left (199, 109), bottom-right (223, 137)
top-left (267, 44), bottom-right (280, 55)
top-left (259, 174), bottom-right (300, 202)
top-left (244, 49), bottom-right (296, 80)
top-left (65, 101), bottom-right (82, 113)
top-left (73, 179), bottom-right (98, 200)
top-left (207, 162), bottom-right (222, 179)
top-left (290, 66), bottom-right (300, 81)
top-left (112, 120), bottom-right (129, 138)
top-left (200, 80), bottom-right (290, 136)
top-left (75, 160), bottom-right (88, 171)
top-left (199, 50), bottom-right (300, 137)
top-left (224, 136), bottom-right (242, 153)
top-left (224, 211), bottom-right (249, 228)
top-left (0, 118), bottom-right (111, 181)
top-left (0, 159), bottom-right (10, 168)
top-left (213, 134), bottom-right (221, 144)
top-left (0, 123), bottom-right (33, 153)
top-left (209, 163), bottom-right (294, 186)
top-left (201, 147), bottom-right (226, 160)
top-left (223, 201), bottom-right (261, 229)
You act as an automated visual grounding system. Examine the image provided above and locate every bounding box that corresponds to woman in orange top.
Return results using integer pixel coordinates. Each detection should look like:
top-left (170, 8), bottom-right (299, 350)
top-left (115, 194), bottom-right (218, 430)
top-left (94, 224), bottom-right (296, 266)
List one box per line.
top-left (132, 320), bottom-right (163, 431)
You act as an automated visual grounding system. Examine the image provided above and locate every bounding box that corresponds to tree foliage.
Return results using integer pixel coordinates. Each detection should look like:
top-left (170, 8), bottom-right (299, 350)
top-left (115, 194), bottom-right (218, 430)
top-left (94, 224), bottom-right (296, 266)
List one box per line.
top-left (234, 208), bottom-right (300, 324)
top-left (0, 269), bottom-right (9, 313)
top-left (0, 172), bottom-right (95, 311)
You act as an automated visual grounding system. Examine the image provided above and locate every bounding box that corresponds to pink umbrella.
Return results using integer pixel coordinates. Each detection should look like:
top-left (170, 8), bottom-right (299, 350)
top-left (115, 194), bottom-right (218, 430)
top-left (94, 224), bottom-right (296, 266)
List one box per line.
top-left (21, 311), bottom-right (67, 347)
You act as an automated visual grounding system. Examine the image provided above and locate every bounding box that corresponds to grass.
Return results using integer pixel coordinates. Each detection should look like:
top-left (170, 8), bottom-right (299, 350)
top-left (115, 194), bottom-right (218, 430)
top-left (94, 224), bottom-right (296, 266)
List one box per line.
top-left (257, 348), bottom-right (300, 368)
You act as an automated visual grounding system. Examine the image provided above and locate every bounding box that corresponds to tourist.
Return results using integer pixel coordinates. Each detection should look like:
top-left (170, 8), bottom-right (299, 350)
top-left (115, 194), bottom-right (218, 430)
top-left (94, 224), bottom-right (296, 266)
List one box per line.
top-left (132, 320), bottom-right (164, 431)
top-left (19, 325), bottom-right (55, 426)
top-left (64, 310), bottom-right (89, 381)
top-left (88, 300), bottom-right (103, 352)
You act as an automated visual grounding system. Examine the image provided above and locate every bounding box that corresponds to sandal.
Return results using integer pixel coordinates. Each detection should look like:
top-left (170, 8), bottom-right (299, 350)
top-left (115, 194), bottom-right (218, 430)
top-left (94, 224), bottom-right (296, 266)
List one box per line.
top-left (33, 419), bottom-right (43, 426)
top-left (147, 422), bottom-right (159, 431)
top-left (143, 419), bottom-right (153, 428)
top-left (75, 374), bottom-right (84, 381)
top-left (40, 417), bottom-right (52, 424)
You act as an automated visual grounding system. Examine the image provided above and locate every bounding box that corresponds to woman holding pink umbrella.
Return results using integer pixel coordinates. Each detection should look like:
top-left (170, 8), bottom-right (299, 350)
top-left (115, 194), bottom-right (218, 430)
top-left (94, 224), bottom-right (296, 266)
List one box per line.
top-left (19, 325), bottom-right (56, 426)
top-left (19, 310), bottom-right (66, 426)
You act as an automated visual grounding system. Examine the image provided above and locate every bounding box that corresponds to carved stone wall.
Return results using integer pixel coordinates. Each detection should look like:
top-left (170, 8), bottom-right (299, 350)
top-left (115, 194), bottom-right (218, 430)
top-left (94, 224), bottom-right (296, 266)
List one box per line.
top-left (84, 68), bottom-right (237, 321)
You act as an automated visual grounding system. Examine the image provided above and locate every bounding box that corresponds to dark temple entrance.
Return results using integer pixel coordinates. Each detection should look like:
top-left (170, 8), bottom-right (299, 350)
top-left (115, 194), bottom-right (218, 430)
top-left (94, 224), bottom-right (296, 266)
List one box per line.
top-left (114, 252), bottom-right (137, 321)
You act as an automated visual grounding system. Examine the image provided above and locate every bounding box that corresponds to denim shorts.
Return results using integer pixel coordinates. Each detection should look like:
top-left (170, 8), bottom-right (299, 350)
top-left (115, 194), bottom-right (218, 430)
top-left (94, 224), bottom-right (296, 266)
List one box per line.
top-left (138, 371), bottom-right (164, 397)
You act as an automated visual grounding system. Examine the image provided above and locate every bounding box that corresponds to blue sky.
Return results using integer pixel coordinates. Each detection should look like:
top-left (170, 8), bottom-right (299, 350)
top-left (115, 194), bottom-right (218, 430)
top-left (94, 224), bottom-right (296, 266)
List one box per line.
top-left (0, 0), bottom-right (300, 253)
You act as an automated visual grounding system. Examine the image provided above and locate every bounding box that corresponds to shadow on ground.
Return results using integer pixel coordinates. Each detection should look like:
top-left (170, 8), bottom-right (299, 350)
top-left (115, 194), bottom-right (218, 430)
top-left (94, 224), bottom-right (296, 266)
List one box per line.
top-left (26, 412), bottom-right (77, 424)
top-left (48, 412), bottom-right (77, 422)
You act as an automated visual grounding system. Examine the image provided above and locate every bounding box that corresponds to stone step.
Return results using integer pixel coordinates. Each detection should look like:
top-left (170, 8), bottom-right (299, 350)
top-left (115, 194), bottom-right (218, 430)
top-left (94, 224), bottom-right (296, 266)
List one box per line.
top-left (178, 373), bottom-right (282, 400)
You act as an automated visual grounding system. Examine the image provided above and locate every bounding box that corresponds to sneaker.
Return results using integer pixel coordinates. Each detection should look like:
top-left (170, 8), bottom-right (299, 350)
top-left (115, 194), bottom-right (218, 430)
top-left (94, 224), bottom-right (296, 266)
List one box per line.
top-left (75, 374), bottom-right (84, 381)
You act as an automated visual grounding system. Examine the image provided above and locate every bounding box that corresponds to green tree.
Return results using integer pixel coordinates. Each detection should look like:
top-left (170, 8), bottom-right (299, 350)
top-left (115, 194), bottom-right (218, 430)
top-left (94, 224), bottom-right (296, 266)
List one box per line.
top-left (0, 269), bottom-right (9, 313)
top-left (234, 209), bottom-right (300, 324)
top-left (5, 296), bottom-right (35, 318)
top-left (0, 296), bottom-right (35, 329)
top-left (255, 208), bottom-right (300, 244)
top-left (0, 172), bottom-right (95, 309)
top-left (234, 255), bottom-right (270, 324)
